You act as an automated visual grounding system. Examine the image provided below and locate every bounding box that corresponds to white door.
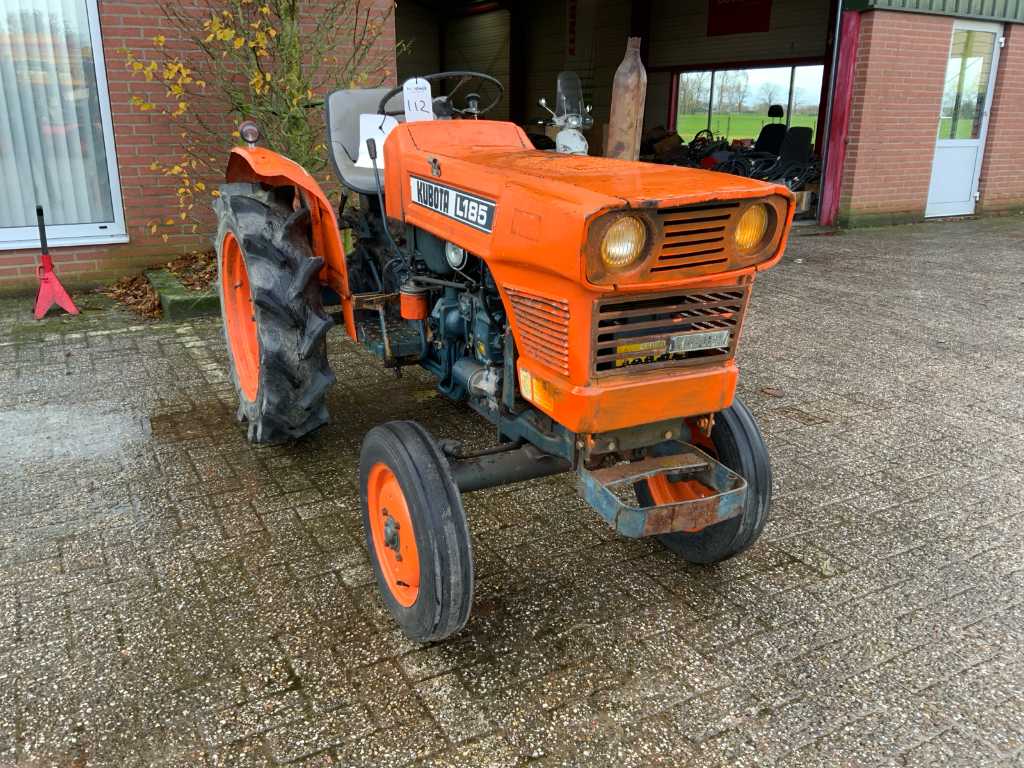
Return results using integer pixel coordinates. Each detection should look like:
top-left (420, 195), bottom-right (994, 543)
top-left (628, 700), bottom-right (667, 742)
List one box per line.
top-left (926, 21), bottom-right (1002, 218)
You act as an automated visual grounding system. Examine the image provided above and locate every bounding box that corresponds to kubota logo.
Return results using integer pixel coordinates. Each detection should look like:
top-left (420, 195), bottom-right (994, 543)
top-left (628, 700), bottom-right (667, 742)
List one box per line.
top-left (410, 177), bottom-right (496, 233)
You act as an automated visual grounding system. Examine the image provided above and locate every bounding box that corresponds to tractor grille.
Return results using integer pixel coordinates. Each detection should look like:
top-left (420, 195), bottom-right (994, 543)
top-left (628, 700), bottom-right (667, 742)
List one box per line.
top-left (592, 285), bottom-right (749, 375)
top-left (650, 201), bottom-right (740, 278)
top-left (506, 287), bottom-right (570, 375)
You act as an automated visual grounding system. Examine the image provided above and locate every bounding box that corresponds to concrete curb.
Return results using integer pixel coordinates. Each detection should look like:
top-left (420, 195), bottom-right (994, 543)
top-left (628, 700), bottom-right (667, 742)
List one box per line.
top-left (145, 269), bottom-right (219, 321)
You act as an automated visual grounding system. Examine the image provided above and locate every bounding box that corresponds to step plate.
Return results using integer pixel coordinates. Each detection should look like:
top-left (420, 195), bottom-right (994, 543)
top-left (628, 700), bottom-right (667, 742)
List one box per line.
top-left (579, 446), bottom-right (748, 538)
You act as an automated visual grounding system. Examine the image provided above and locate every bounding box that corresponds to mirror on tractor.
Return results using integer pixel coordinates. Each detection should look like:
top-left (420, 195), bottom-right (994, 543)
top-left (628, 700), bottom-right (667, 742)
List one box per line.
top-left (238, 120), bottom-right (260, 147)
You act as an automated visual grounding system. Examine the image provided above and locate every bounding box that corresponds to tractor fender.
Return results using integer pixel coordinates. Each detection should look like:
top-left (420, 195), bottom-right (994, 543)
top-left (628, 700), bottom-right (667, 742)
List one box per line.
top-left (226, 147), bottom-right (356, 339)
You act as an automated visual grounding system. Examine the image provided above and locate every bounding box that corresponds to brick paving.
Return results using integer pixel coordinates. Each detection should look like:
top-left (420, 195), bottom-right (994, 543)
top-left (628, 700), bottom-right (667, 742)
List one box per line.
top-left (1, 217), bottom-right (1023, 767)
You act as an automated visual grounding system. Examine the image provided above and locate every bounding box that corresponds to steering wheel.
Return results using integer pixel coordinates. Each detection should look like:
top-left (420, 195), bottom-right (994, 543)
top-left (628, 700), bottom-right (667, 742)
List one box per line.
top-left (377, 71), bottom-right (504, 118)
top-left (690, 128), bottom-right (715, 151)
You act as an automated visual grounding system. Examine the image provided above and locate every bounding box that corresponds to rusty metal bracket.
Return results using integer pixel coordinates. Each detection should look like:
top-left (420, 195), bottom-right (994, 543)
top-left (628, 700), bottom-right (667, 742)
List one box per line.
top-left (578, 446), bottom-right (747, 538)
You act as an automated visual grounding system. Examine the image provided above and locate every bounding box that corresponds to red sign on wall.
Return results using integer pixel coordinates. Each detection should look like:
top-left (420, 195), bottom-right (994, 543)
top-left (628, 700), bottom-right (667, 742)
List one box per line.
top-left (707, 0), bottom-right (773, 37)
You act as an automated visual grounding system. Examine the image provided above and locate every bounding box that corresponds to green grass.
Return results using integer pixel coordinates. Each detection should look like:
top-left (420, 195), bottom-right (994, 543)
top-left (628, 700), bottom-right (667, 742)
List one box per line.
top-left (677, 112), bottom-right (818, 142)
top-left (937, 117), bottom-right (978, 140)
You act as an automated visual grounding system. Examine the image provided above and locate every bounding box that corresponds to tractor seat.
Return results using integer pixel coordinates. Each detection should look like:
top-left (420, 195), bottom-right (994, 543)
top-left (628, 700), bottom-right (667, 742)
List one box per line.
top-left (752, 122), bottom-right (787, 155)
top-left (325, 87), bottom-right (404, 195)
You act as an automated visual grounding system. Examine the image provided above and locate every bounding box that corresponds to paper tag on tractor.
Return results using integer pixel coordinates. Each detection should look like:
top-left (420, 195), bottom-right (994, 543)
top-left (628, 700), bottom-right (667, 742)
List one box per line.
top-left (355, 114), bottom-right (399, 169)
top-left (403, 78), bottom-right (434, 122)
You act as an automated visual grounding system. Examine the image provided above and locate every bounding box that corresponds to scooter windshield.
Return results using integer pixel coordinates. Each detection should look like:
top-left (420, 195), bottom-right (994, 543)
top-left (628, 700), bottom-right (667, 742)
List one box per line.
top-left (555, 71), bottom-right (584, 119)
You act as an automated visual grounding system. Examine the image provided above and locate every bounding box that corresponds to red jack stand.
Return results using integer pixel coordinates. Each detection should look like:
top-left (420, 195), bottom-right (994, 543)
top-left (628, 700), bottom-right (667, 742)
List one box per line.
top-left (33, 205), bottom-right (79, 320)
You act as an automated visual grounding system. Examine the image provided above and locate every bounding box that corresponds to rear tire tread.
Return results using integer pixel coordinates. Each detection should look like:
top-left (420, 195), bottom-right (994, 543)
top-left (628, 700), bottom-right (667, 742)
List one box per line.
top-left (215, 182), bottom-right (335, 444)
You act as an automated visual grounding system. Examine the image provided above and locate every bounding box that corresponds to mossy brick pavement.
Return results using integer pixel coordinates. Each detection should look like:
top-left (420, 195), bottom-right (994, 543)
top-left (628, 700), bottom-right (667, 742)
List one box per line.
top-left (0, 216), bottom-right (1023, 766)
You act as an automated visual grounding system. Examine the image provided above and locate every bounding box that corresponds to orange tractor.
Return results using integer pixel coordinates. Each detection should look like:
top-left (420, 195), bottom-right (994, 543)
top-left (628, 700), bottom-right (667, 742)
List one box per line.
top-left (214, 73), bottom-right (793, 642)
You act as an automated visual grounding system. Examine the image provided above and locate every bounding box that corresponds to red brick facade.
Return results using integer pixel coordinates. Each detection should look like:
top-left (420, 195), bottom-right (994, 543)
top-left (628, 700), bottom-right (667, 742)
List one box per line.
top-left (978, 23), bottom-right (1024, 214)
top-left (0, 0), bottom-right (396, 292)
top-left (837, 10), bottom-right (953, 227)
top-left (838, 10), bottom-right (1024, 226)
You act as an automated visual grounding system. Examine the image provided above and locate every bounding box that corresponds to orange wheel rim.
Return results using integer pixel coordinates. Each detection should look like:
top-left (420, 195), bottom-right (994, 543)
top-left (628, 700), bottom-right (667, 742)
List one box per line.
top-left (647, 419), bottom-right (718, 528)
top-left (367, 463), bottom-right (420, 607)
top-left (222, 232), bottom-right (260, 401)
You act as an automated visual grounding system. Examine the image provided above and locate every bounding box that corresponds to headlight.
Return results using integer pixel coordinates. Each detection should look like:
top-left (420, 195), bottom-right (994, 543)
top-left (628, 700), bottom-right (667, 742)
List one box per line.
top-left (734, 204), bottom-right (770, 252)
top-left (728, 199), bottom-right (785, 270)
top-left (601, 216), bottom-right (647, 269)
top-left (586, 211), bottom-right (656, 284)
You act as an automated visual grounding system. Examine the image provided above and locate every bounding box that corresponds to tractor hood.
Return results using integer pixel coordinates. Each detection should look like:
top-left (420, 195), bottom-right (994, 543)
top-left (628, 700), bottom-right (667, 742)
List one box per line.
top-left (382, 120), bottom-right (793, 288)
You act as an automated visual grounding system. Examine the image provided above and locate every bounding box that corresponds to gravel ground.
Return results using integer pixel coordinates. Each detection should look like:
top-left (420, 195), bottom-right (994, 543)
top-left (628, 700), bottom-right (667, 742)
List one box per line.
top-left (0, 216), bottom-right (1022, 767)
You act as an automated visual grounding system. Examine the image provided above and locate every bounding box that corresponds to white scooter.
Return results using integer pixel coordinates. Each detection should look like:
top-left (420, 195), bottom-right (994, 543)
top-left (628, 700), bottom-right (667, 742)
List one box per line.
top-left (538, 71), bottom-right (593, 156)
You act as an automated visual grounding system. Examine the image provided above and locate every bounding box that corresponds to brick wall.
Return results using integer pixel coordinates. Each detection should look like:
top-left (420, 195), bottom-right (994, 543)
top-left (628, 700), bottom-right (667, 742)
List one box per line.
top-left (837, 10), bottom-right (953, 227)
top-left (0, 0), bottom-right (396, 292)
top-left (978, 24), bottom-right (1024, 214)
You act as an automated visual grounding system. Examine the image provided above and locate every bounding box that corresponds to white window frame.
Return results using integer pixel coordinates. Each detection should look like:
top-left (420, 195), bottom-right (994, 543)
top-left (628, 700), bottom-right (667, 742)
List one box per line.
top-left (1, 0), bottom-right (128, 250)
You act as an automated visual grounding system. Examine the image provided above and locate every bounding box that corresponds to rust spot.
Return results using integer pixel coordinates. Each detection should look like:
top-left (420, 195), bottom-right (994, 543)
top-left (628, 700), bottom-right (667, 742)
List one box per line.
top-left (642, 497), bottom-right (721, 536)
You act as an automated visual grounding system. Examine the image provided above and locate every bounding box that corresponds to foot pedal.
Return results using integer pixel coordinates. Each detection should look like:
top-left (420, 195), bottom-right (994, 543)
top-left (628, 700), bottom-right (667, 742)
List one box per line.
top-left (578, 446), bottom-right (747, 538)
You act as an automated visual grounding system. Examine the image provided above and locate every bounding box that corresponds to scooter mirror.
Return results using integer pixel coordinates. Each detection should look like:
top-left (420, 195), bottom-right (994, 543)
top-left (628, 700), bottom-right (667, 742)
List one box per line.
top-left (538, 97), bottom-right (547, 107)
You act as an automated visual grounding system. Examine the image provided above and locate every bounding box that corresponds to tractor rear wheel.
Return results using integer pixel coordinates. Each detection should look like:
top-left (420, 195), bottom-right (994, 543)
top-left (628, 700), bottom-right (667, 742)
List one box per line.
top-left (636, 399), bottom-right (772, 564)
top-left (359, 421), bottom-right (473, 642)
top-left (214, 183), bottom-right (335, 444)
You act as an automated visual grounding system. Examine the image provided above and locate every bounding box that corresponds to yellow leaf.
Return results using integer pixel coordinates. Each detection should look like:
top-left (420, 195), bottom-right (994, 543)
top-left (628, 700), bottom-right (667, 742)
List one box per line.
top-left (162, 234), bottom-right (169, 243)
top-left (194, 181), bottom-right (206, 191)
top-left (233, 36), bottom-right (245, 49)
top-left (153, 35), bottom-right (165, 46)
top-left (164, 218), bottom-right (175, 226)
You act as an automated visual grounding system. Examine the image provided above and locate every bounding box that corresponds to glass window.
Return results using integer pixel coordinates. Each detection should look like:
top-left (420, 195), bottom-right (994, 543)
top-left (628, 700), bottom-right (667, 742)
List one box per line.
top-left (675, 64), bottom-right (825, 144)
top-left (675, 70), bottom-right (712, 139)
top-left (790, 65), bottom-right (824, 139)
top-left (938, 29), bottom-right (996, 140)
top-left (0, 0), bottom-right (126, 248)
top-left (710, 67), bottom-right (789, 141)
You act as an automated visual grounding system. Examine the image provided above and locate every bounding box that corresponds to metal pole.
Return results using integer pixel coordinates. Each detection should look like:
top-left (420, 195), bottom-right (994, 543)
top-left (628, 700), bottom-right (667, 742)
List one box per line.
top-left (818, 0), bottom-right (849, 224)
top-left (786, 66), bottom-right (797, 129)
top-left (707, 70), bottom-right (715, 131)
top-left (820, 0), bottom-right (845, 165)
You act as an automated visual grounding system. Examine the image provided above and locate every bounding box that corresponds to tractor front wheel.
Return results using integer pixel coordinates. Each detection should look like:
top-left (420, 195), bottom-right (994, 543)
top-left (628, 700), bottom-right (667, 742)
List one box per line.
top-left (214, 183), bottom-right (335, 444)
top-left (636, 399), bottom-right (772, 564)
top-left (359, 421), bottom-right (473, 643)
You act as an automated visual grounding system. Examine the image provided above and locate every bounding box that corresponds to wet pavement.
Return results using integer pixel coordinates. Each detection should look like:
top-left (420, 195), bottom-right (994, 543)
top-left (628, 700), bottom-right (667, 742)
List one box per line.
top-left (1, 216), bottom-right (1023, 767)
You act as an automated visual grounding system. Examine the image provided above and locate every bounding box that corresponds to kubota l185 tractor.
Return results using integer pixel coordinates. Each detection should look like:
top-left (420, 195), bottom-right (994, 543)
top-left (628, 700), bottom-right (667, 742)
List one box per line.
top-left (214, 72), bottom-right (794, 642)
